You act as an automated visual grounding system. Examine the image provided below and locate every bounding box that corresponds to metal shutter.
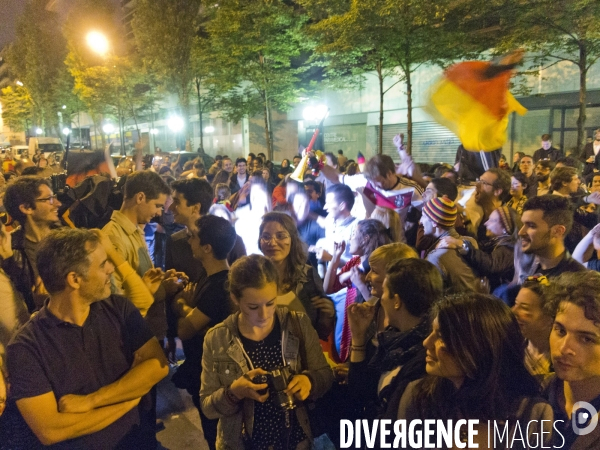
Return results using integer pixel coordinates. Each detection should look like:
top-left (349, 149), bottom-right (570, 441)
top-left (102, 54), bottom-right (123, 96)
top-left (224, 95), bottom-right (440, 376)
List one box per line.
top-left (376, 122), bottom-right (460, 164)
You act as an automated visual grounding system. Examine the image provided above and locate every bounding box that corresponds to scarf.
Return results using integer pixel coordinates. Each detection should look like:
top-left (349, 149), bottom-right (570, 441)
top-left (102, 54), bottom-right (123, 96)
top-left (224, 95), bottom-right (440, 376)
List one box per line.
top-left (369, 317), bottom-right (430, 373)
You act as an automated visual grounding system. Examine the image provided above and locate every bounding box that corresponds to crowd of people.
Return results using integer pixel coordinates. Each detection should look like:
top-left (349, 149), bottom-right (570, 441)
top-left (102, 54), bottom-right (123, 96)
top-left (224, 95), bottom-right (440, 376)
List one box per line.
top-left (1, 131), bottom-right (600, 449)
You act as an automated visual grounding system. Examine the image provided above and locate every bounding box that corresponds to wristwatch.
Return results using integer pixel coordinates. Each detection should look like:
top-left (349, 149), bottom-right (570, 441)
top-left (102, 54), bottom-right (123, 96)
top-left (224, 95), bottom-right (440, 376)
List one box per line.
top-left (460, 239), bottom-right (470, 255)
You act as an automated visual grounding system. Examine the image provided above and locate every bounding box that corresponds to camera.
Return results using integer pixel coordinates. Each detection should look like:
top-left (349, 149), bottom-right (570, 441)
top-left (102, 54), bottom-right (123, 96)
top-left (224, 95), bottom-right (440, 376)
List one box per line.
top-left (253, 365), bottom-right (297, 410)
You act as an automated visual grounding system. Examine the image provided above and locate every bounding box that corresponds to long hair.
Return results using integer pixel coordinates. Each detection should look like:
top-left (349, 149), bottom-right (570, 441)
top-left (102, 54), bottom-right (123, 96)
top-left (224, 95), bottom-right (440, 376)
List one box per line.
top-left (355, 219), bottom-right (392, 260)
top-left (258, 212), bottom-right (307, 289)
top-left (370, 206), bottom-right (405, 243)
top-left (414, 293), bottom-right (540, 421)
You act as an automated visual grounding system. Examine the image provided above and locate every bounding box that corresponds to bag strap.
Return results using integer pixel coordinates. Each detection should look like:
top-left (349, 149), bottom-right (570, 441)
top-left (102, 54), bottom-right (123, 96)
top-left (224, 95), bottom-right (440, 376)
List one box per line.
top-left (289, 310), bottom-right (308, 371)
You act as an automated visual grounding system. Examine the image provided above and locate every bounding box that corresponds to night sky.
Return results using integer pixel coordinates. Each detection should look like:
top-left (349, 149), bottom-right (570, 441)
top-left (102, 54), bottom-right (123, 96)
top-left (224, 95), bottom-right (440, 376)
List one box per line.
top-left (0, 0), bottom-right (27, 49)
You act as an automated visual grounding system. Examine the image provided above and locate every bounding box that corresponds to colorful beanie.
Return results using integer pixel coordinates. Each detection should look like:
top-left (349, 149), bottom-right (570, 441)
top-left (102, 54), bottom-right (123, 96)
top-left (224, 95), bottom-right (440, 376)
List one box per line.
top-left (423, 197), bottom-right (458, 228)
top-left (496, 205), bottom-right (514, 235)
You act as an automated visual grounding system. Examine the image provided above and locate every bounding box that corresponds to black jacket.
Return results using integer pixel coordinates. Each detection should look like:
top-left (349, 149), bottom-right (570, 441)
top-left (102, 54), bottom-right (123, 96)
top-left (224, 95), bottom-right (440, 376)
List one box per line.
top-left (2, 229), bottom-right (45, 312)
top-left (533, 147), bottom-right (562, 163)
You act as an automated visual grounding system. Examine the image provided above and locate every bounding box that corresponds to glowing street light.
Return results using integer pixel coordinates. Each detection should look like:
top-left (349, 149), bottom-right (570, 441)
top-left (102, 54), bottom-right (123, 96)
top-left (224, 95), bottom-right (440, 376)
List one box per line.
top-left (35, 128), bottom-right (43, 135)
top-left (204, 125), bottom-right (215, 133)
top-left (103, 123), bottom-right (114, 134)
top-left (62, 128), bottom-right (71, 136)
top-left (167, 116), bottom-right (184, 133)
top-left (150, 128), bottom-right (159, 135)
top-left (86, 31), bottom-right (109, 56)
top-left (302, 104), bottom-right (328, 122)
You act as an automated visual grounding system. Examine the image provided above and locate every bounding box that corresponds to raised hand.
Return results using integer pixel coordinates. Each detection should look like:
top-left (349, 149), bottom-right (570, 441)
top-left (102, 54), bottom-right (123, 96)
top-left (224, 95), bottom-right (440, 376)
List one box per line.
top-left (347, 302), bottom-right (376, 345)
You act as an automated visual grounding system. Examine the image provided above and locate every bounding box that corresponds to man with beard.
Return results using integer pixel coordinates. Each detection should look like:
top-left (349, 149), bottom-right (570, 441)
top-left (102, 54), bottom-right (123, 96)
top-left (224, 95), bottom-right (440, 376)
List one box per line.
top-left (535, 160), bottom-right (554, 196)
top-left (514, 195), bottom-right (586, 285)
top-left (465, 168), bottom-right (510, 246)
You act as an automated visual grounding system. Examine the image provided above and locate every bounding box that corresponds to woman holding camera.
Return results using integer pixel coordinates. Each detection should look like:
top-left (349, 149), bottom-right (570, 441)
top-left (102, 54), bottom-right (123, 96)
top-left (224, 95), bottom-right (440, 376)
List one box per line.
top-left (200, 255), bottom-right (334, 450)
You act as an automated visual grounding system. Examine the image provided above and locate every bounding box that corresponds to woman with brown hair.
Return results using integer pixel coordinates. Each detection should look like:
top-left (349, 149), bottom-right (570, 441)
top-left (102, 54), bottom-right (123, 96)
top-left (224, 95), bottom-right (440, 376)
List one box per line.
top-left (200, 255), bottom-right (333, 450)
top-left (258, 212), bottom-right (334, 340)
top-left (398, 293), bottom-right (553, 448)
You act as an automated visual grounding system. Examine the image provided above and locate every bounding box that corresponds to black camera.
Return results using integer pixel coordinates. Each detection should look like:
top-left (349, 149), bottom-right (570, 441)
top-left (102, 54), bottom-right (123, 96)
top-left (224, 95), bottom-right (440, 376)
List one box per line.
top-left (253, 365), bottom-right (297, 410)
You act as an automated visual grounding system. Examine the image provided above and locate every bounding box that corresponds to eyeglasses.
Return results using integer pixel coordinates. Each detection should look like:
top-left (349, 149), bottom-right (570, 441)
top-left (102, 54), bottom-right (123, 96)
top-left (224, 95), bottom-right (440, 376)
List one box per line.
top-left (35, 195), bottom-right (57, 204)
top-left (260, 232), bottom-right (290, 243)
top-left (477, 179), bottom-right (494, 188)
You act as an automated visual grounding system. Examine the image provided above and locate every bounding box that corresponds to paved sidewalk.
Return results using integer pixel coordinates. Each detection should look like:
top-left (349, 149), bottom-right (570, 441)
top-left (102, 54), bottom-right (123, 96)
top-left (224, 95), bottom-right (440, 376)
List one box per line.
top-left (156, 366), bottom-right (209, 450)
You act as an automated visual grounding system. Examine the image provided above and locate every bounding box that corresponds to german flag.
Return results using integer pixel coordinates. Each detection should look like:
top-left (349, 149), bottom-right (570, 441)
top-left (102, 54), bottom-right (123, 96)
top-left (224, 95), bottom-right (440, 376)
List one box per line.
top-left (426, 55), bottom-right (527, 152)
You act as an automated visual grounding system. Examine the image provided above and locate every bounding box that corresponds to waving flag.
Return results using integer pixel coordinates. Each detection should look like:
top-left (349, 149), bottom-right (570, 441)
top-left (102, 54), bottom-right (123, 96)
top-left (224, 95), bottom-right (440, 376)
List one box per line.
top-left (426, 51), bottom-right (527, 151)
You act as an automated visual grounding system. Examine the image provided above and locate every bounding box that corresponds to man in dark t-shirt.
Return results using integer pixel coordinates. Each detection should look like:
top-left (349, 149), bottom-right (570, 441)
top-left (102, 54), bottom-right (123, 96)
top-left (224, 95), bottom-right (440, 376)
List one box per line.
top-left (172, 215), bottom-right (237, 450)
top-left (5, 228), bottom-right (168, 449)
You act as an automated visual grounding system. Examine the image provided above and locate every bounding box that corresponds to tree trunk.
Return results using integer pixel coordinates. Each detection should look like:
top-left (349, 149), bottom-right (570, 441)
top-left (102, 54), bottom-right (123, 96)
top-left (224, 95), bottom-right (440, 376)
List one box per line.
top-left (263, 95), bottom-right (272, 160)
top-left (377, 59), bottom-right (384, 155)
top-left (576, 44), bottom-right (587, 156)
top-left (180, 88), bottom-right (191, 149)
top-left (196, 78), bottom-right (204, 152)
top-left (406, 68), bottom-right (413, 155)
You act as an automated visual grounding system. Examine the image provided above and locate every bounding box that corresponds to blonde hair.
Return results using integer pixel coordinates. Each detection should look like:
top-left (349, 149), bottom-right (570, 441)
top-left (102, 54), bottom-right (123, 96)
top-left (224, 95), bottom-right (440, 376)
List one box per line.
top-left (369, 206), bottom-right (405, 243)
top-left (369, 242), bottom-right (417, 269)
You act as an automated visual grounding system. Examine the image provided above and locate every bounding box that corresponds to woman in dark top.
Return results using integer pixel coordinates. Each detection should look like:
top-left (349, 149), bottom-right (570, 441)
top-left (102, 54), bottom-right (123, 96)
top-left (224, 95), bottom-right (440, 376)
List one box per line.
top-left (278, 159), bottom-right (292, 180)
top-left (398, 293), bottom-right (552, 449)
top-left (347, 259), bottom-right (442, 427)
top-left (200, 255), bottom-right (333, 450)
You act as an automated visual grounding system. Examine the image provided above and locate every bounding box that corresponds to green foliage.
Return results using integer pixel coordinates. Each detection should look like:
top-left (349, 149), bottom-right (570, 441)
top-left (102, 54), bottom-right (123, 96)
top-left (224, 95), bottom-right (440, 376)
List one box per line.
top-left (7, 0), bottom-right (69, 133)
top-left (301, 0), bottom-right (460, 153)
top-left (132, 0), bottom-right (203, 141)
top-left (206, 0), bottom-right (312, 158)
top-left (0, 86), bottom-right (33, 132)
top-left (498, 0), bottom-right (600, 152)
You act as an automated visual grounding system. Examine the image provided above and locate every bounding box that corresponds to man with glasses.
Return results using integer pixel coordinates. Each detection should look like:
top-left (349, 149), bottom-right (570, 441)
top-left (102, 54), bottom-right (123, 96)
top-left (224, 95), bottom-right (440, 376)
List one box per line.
top-left (3, 176), bottom-right (63, 312)
top-left (535, 160), bottom-right (554, 196)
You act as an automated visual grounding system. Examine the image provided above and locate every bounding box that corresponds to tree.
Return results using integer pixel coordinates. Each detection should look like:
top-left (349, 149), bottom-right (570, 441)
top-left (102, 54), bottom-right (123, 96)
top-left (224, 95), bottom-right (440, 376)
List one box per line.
top-left (302, 0), bottom-right (460, 154)
top-left (0, 85), bottom-right (33, 133)
top-left (499, 0), bottom-right (600, 154)
top-left (302, 1), bottom-right (403, 154)
top-left (206, 0), bottom-right (311, 160)
top-left (132, 0), bottom-right (203, 147)
top-left (7, 0), bottom-right (69, 135)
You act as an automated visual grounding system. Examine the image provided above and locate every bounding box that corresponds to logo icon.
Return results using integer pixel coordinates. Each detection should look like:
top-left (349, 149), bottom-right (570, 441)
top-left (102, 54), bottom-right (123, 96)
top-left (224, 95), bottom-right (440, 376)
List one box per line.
top-left (572, 401), bottom-right (598, 436)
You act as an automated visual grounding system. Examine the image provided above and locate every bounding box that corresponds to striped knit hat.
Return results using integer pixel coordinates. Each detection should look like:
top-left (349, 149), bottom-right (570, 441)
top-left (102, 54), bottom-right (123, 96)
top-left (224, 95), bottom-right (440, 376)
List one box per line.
top-left (496, 205), bottom-right (514, 235)
top-left (423, 197), bottom-right (458, 228)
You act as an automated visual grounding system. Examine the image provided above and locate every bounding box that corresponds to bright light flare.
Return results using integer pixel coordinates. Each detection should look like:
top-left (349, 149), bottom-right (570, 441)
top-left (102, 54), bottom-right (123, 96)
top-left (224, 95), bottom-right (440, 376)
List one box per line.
top-left (86, 31), bottom-right (109, 56)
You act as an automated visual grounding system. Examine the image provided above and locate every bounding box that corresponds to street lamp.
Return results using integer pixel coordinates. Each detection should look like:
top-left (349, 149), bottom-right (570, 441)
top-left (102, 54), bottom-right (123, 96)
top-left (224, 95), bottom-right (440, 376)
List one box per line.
top-left (35, 128), bottom-right (43, 135)
top-left (302, 104), bottom-right (328, 122)
top-left (62, 128), bottom-right (71, 136)
top-left (86, 31), bottom-right (109, 56)
top-left (204, 125), bottom-right (215, 133)
top-left (103, 123), bottom-right (114, 134)
top-left (167, 116), bottom-right (184, 133)
top-left (168, 116), bottom-right (184, 150)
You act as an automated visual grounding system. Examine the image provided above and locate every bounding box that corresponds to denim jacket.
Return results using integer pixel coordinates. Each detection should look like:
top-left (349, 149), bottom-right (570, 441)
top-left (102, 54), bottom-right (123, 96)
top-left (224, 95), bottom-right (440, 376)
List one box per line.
top-left (200, 307), bottom-right (334, 450)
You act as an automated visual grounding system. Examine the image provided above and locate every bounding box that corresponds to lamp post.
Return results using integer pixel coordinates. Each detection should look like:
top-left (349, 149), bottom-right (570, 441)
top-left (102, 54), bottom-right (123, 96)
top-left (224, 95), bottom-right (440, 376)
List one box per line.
top-left (86, 31), bottom-right (126, 155)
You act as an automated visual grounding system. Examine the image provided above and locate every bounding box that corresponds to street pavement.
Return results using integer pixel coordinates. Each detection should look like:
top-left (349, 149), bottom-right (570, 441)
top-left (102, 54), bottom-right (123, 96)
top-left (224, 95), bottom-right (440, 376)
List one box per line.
top-left (156, 359), bottom-right (209, 449)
